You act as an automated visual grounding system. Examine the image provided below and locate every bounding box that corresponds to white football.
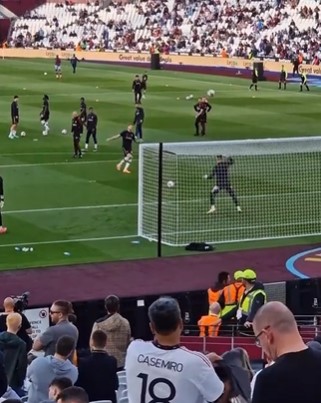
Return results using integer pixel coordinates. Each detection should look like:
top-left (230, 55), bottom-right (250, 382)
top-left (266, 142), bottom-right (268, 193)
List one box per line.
top-left (167, 180), bottom-right (175, 188)
top-left (207, 89), bottom-right (215, 97)
top-left (44, 72), bottom-right (47, 76)
top-left (61, 129), bottom-right (67, 135)
top-left (20, 131), bottom-right (26, 137)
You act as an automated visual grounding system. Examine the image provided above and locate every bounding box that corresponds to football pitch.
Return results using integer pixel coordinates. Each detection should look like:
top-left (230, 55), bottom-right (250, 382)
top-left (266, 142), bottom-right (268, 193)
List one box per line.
top-left (0, 58), bottom-right (320, 271)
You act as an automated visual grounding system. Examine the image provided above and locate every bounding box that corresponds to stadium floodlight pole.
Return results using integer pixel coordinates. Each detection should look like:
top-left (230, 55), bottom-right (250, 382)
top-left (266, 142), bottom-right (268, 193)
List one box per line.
top-left (157, 142), bottom-right (163, 257)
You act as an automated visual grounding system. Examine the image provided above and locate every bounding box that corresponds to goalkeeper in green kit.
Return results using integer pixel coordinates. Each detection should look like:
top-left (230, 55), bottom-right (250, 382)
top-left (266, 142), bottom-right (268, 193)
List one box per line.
top-left (204, 155), bottom-right (242, 214)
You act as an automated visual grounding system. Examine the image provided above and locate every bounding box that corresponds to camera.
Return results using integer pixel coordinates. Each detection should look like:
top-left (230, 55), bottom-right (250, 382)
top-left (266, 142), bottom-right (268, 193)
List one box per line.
top-left (11, 292), bottom-right (30, 313)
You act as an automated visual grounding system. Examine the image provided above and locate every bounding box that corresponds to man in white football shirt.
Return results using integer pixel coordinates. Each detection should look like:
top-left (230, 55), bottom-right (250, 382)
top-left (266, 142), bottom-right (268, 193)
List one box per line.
top-left (125, 296), bottom-right (224, 403)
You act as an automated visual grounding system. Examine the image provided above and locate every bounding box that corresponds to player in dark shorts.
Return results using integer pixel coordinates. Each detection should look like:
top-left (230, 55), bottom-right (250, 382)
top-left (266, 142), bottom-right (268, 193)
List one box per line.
top-left (107, 125), bottom-right (136, 174)
top-left (249, 68), bottom-right (258, 91)
top-left (71, 111), bottom-right (83, 158)
top-left (204, 155), bottom-right (241, 214)
top-left (79, 97), bottom-right (87, 134)
top-left (194, 97), bottom-right (212, 136)
top-left (0, 176), bottom-right (7, 234)
top-left (300, 72), bottom-right (310, 92)
top-left (133, 103), bottom-right (144, 141)
top-left (132, 75), bottom-right (142, 104)
top-left (279, 65), bottom-right (287, 90)
top-left (142, 71), bottom-right (148, 98)
top-left (70, 54), bottom-right (80, 74)
top-left (84, 107), bottom-right (98, 151)
top-left (8, 95), bottom-right (19, 139)
top-left (55, 55), bottom-right (62, 79)
top-left (40, 94), bottom-right (50, 136)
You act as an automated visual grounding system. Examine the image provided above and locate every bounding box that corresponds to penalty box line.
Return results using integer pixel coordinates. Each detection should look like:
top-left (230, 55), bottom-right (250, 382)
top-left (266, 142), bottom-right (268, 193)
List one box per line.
top-left (0, 234), bottom-right (137, 249)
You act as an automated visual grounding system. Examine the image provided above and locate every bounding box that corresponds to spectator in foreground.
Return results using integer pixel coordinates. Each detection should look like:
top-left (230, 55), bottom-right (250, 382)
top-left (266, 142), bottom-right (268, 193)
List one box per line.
top-left (125, 296), bottom-right (224, 402)
top-left (33, 300), bottom-right (79, 357)
top-left (0, 352), bottom-right (8, 398)
top-left (41, 377), bottom-right (73, 403)
top-left (0, 297), bottom-right (33, 351)
top-left (76, 330), bottom-right (118, 403)
top-left (56, 387), bottom-right (89, 403)
top-left (0, 313), bottom-right (27, 396)
top-left (27, 336), bottom-right (78, 403)
top-left (91, 295), bottom-right (131, 370)
top-left (252, 301), bottom-right (321, 403)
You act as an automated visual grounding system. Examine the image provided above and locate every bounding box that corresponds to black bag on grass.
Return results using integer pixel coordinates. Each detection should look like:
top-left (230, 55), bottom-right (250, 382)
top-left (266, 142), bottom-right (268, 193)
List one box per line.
top-left (185, 242), bottom-right (214, 252)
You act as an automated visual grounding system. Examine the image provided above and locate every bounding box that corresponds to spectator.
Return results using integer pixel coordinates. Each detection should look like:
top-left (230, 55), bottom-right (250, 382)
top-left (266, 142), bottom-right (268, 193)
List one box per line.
top-left (56, 387), bottom-right (88, 403)
top-left (0, 297), bottom-right (32, 352)
top-left (0, 313), bottom-right (27, 397)
top-left (237, 269), bottom-right (266, 330)
top-left (76, 330), bottom-right (118, 403)
top-left (91, 295), bottom-right (131, 370)
top-left (198, 302), bottom-right (221, 337)
top-left (27, 336), bottom-right (78, 403)
top-left (41, 377), bottom-right (73, 403)
top-left (207, 271), bottom-right (230, 309)
top-left (33, 300), bottom-right (79, 357)
top-left (0, 352), bottom-right (8, 398)
top-left (221, 348), bottom-right (254, 402)
top-left (125, 296), bottom-right (224, 402)
top-left (252, 301), bottom-right (321, 403)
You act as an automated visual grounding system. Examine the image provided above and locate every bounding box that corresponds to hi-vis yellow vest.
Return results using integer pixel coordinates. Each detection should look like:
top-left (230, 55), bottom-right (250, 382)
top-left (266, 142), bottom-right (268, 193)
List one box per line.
top-left (241, 289), bottom-right (266, 316)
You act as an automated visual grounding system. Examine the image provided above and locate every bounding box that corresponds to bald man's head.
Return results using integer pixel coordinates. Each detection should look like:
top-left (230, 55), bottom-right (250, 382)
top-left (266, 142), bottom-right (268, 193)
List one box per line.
top-left (253, 301), bottom-right (297, 334)
top-left (3, 297), bottom-right (15, 310)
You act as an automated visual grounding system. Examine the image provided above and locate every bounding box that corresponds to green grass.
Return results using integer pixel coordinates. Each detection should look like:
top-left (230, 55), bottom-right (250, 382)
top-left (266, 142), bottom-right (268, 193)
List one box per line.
top-left (0, 58), bottom-right (320, 270)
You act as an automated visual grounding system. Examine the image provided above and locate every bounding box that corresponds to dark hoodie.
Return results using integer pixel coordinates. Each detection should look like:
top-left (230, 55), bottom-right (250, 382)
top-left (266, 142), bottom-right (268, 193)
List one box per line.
top-left (239, 281), bottom-right (266, 324)
top-left (222, 349), bottom-right (252, 402)
top-left (0, 331), bottom-right (27, 389)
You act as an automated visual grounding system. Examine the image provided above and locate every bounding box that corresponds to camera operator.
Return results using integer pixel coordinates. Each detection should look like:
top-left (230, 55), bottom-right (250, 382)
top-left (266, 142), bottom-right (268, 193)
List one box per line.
top-left (0, 297), bottom-right (32, 352)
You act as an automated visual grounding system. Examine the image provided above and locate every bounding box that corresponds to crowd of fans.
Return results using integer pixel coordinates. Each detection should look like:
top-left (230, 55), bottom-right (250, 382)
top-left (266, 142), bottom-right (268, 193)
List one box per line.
top-left (0, 278), bottom-right (320, 403)
top-left (6, 0), bottom-right (321, 62)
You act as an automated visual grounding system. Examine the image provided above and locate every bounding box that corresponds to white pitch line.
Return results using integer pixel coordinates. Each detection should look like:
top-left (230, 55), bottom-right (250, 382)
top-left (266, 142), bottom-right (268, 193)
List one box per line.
top-left (0, 234), bottom-right (137, 248)
top-left (3, 203), bottom-right (137, 215)
top-left (0, 159), bottom-right (120, 168)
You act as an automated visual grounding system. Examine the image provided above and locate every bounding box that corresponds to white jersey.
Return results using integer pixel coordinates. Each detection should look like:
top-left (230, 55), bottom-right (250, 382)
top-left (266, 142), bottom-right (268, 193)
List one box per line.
top-left (125, 340), bottom-right (224, 403)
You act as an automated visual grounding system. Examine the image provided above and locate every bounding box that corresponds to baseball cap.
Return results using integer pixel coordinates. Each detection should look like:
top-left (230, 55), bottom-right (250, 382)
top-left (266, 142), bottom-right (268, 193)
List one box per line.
top-left (234, 270), bottom-right (243, 280)
top-left (242, 269), bottom-right (257, 281)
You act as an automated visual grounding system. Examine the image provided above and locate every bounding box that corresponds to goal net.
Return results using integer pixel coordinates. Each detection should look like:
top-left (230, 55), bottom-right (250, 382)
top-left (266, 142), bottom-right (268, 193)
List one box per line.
top-left (137, 137), bottom-right (321, 246)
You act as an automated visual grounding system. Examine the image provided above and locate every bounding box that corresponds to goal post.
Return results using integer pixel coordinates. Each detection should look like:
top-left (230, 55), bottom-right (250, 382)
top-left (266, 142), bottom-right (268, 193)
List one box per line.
top-left (137, 137), bottom-right (321, 247)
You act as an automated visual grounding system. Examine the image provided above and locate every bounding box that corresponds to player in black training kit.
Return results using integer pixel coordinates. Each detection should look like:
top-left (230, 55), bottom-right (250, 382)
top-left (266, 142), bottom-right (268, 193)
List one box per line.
top-left (279, 65), bottom-right (287, 90)
top-left (133, 104), bottom-right (144, 141)
top-left (0, 176), bottom-right (7, 234)
top-left (40, 94), bottom-right (50, 136)
top-left (205, 155), bottom-right (241, 214)
top-left (84, 107), bottom-right (98, 151)
top-left (107, 125), bottom-right (136, 174)
top-left (70, 54), bottom-right (80, 74)
top-left (132, 75), bottom-right (142, 103)
top-left (8, 95), bottom-right (19, 139)
top-left (71, 111), bottom-right (83, 158)
top-left (194, 97), bottom-right (212, 136)
top-left (249, 68), bottom-right (258, 91)
top-left (79, 97), bottom-right (87, 134)
top-left (141, 71), bottom-right (148, 98)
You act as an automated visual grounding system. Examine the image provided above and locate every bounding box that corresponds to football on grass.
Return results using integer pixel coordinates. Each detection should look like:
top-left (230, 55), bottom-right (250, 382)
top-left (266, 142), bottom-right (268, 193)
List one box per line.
top-left (167, 180), bottom-right (175, 188)
top-left (20, 131), bottom-right (26, 137)
top-left (61, 129), bottom-right (67, 135)
top-left (207, 89), bottom-right (215, 97)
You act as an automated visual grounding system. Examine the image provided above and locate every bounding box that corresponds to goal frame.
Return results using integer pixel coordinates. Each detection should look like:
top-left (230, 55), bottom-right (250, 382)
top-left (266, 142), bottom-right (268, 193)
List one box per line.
top-left (137, 136), bottom-right (321, 248)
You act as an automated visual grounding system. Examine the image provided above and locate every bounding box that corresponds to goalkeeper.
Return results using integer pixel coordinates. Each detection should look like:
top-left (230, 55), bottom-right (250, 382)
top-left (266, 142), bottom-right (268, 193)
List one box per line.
top-left (0, 176), bottom-right (7, 234)
top-left (204, 155), bottom-right (242, 214)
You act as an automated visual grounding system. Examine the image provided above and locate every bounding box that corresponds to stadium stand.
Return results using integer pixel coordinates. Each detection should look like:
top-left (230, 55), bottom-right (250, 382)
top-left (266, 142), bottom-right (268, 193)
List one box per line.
top-left (6, 0), bottom-right (321, 60)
